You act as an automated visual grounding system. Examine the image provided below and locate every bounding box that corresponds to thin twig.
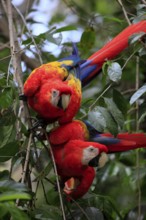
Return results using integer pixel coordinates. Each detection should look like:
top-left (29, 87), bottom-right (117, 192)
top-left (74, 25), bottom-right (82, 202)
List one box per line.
top-left (122, 50), bottom-right (137, 70)
top-left (45, 177), bottom-right (55, 186)
top-left (89, 84), bottom-right (112, 112)
top-left (135, 56), bottom-right (141, 220)
top-left (81, 83), bottom-right (112, 120)
top-left (12, 3), bottom-right (43, 65)
top-left (0, 42), bottom-right (9, 50)
top-left (20, 0), bottom-right (31, 37)
top-left (117, 0), bottom-right (131, 25)
top-left (122, 88), bottom-right (136, 95)
top-left (16, 133), bottom-right (33, 205)
top-left (69, 197), bottom-right (90, 220)
top-left (41, 180), bottom-right (49, 204)
top-left (34, 180), bottom-right (40, 207)
top-left (5, 0), bottom-right (23, 92)
top-left (22, 133), bottom-right (33, 183)
top-left (141, 0), bottom-right (146, 4)
top-left (43, 130), bottom-right (66, 220)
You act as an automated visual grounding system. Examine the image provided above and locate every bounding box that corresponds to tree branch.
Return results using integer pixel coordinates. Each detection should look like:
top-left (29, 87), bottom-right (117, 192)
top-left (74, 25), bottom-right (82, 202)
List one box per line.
top-left (117, 0), bottom-right (131, 25)
top-left (43, 130), bottom-right (67, 220)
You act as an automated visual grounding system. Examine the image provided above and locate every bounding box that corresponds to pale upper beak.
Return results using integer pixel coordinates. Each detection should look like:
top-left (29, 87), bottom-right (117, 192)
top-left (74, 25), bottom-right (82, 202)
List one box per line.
top-left (51, 89), bottom-right (71, 110)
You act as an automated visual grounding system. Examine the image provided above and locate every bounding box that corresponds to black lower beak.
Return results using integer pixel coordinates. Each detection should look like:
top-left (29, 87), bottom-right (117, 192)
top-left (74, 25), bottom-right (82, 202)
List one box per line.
top-left (88, 155), bottom-right (101, 167)
top-left (57, 96), bottom-right (63, 109)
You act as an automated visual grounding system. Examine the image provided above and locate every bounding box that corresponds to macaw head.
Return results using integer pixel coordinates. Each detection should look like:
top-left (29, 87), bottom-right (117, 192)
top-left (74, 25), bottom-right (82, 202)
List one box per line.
top-left (23, 44), bottom-right (83, 124)
top-left (27, 75), bottom-right (81, 124)
top-left (63, 142), bottom-right (108, 200)
top-left (81, 142), bottom-right (108, 168)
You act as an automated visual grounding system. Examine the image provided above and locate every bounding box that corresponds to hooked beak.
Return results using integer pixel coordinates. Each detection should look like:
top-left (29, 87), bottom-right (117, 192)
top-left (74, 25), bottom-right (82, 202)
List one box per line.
top-left (58, 94), bottom-right (71, 110)
top-left (88, 152), bottom-right (108, 168)
top-left (51, 89), bottom-right (71, 110)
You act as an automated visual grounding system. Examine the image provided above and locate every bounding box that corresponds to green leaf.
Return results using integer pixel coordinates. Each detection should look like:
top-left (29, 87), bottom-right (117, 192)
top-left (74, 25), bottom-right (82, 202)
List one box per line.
top-left (0, 141), bottom-right (19, 162)
top-left (84, 207), bottom-right (104, 220)
top-left (0, 192), bottom-right (31, 202)
top-left (130, 84), bottom-right (146, 105)
top-left (0, 170), bottom-right (10, 180)
top-left (107, 62), bottom-right (122, 82)
top-left (138, 111), bottom-right (146, 124)
top-left (46, 32), bottom-right (63, 45)
top-left (22, 27), bottom-right (57, 45)
top-left (98, 106), bottom-right (118, 136)
top-left (31, 205), bottom-right (62, 220)
top-left (88, 107), bottom-right (118, 136)
top-left (88, 109), bottom-right (106, 132)
top-left (104, 16), bottom-right (123, 23)
top-left (0, 202), bottom-right (31, 220)
top-left (35, 162), bottom-right (52, 181)
top-left (0, 180), bottom-right (28, 192)
top-left (46, 188), bottom-right (60, 206)
top-left (0, 125), bottom-right (16, 148)
top-left (129, 32), bottom-right (146, 45)
top-left (104, 97), bottom-right (124, 128)
top-left (113, 89), bottom-right (128, 115)
top-left (80, 27), bottom-right (96, 56)
top-left (0, 109), bottom-right (16, 126)
top-left (22, 25), bottom-right (76, 46)
top-left (139, 47), bottom-right (146, 56)
top-left (0, 88), bottom-right (13, 108)
top-left (55, 25), bottom-right (77, 33)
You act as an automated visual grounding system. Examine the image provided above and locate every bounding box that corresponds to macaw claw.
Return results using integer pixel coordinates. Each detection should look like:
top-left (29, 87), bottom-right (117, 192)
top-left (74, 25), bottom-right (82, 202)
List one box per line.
top-left (19, 94), bottom-right (27, 101)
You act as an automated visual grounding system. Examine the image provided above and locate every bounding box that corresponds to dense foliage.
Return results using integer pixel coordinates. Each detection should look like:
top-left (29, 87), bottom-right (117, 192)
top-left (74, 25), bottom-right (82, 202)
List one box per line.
top-left (0, 0), bottom-right (146, 219)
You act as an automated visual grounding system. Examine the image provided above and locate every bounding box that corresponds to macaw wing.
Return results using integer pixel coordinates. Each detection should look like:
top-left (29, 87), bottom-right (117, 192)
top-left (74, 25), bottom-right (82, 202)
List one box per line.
top-left (89, 133), bottom-right (138, 153)
top-left (59, 43), bottom-right (83, 79)
top-left (84, 120), bottom-right (146, 153)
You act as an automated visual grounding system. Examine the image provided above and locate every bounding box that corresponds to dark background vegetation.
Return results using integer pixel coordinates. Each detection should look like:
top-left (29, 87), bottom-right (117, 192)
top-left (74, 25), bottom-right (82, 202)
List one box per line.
top-left (0, 0), bottom-right (146, 219)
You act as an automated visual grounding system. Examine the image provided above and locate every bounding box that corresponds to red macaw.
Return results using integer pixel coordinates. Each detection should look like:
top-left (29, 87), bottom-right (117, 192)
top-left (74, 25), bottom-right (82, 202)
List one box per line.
top-left (49, 120), bottom-right (146, 199)
top-left (23, 20), bottom-right (146, 124)
top-left (50, 139), bottom-right (108, 200)
top-left (24, 60), bottom-right (82, 124)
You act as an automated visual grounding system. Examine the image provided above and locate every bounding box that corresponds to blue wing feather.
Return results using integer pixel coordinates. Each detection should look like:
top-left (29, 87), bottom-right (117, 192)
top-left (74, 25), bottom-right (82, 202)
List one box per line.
top-left (59, 44), bottom-right (101, 84)
top-left (84, 120), bottom-right (120, 145)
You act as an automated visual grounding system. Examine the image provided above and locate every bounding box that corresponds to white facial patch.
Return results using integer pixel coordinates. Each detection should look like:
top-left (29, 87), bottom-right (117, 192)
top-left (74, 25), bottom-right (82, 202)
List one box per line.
top-left (82, 145), bottom-right (99, 165)
top-left (51, 89), bottom-right (60, 106)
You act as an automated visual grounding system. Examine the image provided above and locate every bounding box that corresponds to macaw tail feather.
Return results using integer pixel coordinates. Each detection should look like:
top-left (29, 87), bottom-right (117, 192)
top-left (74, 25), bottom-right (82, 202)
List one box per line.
top-left (81, 20), bottom-right (146, 86)
top-left (84, 120), bottom-right (146, 153)
top-left (103, 133), bottom-right (146, 153)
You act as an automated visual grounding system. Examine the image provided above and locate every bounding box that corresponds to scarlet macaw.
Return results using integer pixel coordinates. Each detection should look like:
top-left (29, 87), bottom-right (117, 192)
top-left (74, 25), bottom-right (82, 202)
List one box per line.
top-left (57, 140), bottom-right (108, 200)
top-left (50, 139), bottom-right (108, 200)
top-left (48, 120), bottom-right (146, 199)
top-left (24, 60), bottom-right (82, 124)
top-left (23, 20), bottom-right (146, 124)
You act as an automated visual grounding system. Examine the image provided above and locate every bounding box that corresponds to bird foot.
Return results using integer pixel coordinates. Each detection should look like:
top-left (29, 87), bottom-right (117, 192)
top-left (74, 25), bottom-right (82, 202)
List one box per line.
top-left (19, 94), bottom-right (27, 101)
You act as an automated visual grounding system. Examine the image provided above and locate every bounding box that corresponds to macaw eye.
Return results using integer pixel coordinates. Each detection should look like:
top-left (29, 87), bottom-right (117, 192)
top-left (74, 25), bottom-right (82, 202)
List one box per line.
top-left (52, 89), bottom-right (59, 97)
top-left (88, 146), bottom-right (95, 152)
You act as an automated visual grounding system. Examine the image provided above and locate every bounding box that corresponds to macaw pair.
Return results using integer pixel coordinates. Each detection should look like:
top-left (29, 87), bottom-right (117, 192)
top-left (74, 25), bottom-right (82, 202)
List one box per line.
top-left (23, 20), bottom-right (146, 200)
